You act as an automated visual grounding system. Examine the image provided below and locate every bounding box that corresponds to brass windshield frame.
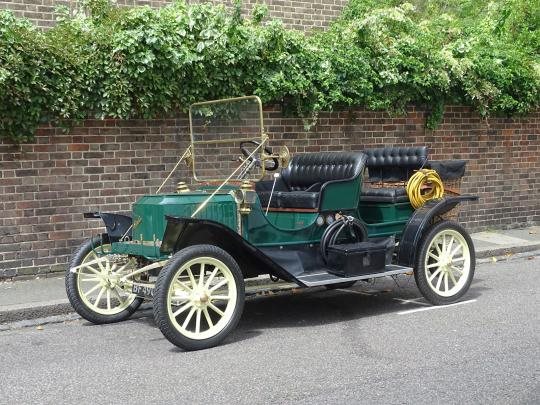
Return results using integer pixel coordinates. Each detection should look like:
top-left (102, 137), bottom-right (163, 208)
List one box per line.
top-left (188, 95), bottom-right (267, 183)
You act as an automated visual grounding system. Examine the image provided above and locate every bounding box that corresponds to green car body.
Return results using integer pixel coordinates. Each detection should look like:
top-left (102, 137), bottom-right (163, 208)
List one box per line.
top-left (109, 179), bottom-right (413, 261)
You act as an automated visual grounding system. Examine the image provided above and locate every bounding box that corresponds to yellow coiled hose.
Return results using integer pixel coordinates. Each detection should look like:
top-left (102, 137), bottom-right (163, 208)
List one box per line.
top-left (406, 169), bottom-right (445, 209)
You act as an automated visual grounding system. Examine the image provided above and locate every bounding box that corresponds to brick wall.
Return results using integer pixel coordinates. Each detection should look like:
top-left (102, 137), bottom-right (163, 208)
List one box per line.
top-left (0, 0), bottom-right (347, 30)
top-left (187, 0), bottom-right (349, 30)
top-left (1, 106), bottom-right (539, 278)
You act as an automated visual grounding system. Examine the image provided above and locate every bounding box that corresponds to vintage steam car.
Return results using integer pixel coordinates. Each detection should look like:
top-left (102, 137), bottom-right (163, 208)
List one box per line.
top-left (66, 96), bottom-right (477, 351)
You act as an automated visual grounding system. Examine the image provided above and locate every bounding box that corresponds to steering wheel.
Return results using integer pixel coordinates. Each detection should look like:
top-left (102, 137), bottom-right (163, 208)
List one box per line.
top-left (240, 141), bottom-right (279, 171)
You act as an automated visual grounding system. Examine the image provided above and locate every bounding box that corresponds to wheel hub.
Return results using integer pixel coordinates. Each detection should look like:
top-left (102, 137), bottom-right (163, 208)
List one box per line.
top-left (192, 289), bottom-right (210, 308)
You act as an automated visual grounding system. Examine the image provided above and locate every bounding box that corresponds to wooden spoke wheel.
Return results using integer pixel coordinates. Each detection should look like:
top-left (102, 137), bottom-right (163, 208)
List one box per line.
top-left (65, 237), bottom-right (143, 324)
top-left (414, 221), bottom-right (475, 305)
top-left (153, 245), bottom-right (245, 351)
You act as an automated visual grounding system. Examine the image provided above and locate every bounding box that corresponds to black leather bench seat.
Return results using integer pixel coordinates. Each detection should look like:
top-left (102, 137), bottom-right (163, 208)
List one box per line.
top-left (361, 187), bottom-right (409, 203)
top-left (258, 190), bottom-right (319, 209)
top-left (256, 151), bottom-right (367, 210)
top-left (360, 146), bottom-right (427, 204)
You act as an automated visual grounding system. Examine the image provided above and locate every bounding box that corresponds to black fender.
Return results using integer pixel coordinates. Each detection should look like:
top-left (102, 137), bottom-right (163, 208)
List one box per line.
top-left (84, 212), bottom-right (132, 241)
top-left (397, 196), bottom-right (478, 267)
top-left (161, 216), bottom-right (295, 281)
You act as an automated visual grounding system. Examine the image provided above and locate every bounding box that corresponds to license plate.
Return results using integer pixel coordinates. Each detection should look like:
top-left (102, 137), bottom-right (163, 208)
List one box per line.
top-left (131, 283), bottom-right (155, 299)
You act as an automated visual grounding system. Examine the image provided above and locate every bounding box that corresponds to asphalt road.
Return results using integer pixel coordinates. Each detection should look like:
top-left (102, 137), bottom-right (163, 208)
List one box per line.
top-left (0, 255), bottom-right (538, 405)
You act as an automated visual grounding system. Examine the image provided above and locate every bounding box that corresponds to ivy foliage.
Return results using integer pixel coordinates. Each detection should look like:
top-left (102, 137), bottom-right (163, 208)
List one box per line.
top-left (0, 0), bottom-right (538, 142)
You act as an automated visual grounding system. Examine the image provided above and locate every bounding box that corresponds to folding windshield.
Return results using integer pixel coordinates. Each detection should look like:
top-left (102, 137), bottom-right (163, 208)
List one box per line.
top-left (189, 96), bottom-right (266, 182)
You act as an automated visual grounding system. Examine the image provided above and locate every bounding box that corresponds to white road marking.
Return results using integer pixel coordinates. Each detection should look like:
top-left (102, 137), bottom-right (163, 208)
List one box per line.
top-left (397, 299), bottom-right (477, 315)
top-left (393, 298), bottom-right (432, 307)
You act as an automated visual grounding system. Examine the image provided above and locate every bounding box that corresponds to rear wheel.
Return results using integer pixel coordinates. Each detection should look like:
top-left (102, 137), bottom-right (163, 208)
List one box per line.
top-left (65, 236), bottom-right (143, 324)
top-left (153, 245), bottom-right (245, 351)
top-left (414, 221), bottom-right (475, 305)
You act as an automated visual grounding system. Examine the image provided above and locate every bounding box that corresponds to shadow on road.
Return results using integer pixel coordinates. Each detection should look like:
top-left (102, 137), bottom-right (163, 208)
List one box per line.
top-left (80, 275), bottom-right (488, 351)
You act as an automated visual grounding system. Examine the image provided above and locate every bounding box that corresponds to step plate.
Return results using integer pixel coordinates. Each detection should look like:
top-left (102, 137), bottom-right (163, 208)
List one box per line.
top-left (296, 264), bottom-right (413, 287)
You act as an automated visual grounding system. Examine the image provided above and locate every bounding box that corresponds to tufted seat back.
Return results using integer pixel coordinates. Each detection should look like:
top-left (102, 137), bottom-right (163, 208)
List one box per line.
top-left (364, 146), bottom-right (428, 182)
top-left (281, 152), bottom-right (367, 191)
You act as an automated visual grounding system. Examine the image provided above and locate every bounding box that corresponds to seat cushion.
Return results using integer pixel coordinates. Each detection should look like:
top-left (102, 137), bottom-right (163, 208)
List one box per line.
top-left (361, 187), bottom-right (409, 203)
top-left (258, 190), bottom-right (319, 209)
top-left (364, 146), bottom-right (428, 182)
top-left (281, 152), bottom-right (367, 191)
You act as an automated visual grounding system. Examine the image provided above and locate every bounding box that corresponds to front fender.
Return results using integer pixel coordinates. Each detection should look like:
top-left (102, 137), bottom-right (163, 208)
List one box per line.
top-left (161, 216), bottom-right (295, 281)
top-left (397, 196), bottom-right (478, 267)
top-left (84, 212), bottom-right (132, 241)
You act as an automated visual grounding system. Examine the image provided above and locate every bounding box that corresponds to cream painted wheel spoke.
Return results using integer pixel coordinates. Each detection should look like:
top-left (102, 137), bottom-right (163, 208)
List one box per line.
top-left (195, 309), bottom-right (202, 334)
top-left (187, 268), bottom-right (197, 289)
top-left (94, 287), bottom-right (106, 308)
top-left (96, 259), bottom-right (106, 273)
top-left (426, 262), bottom-right (440, 269)
top-left (174, 280), bottom-right (192, 293)
top-left (435, 272), bottom-right (444, 290)
top-left (209, 279), bottom-right (228, 293)
top-left (203, 308), bottom-right (213, 328)
top-left (434, 242), bottom-right (443, 255)
top-left (111, 261), bottom-right (130, 276)
top-left (182, 307), bottom-right (197, 329)
top-left (85, 282), bottom-right (102, 296)
top-left (428, 268), bottom-right (443, 282)
top-left (208, 302), bottom-right (225, 317)
top-left (198, 263), bottom-right (205, 288)
top-left (112, 286), bottom-right (126, 306)
top-left (452, 257), bottom-right (465, 262)
top-left (444, 273), bottom-right (449, 292)
top-left (205, 268), bottom-right (219, 289)
top-left (449, 244), bottom-right (462, 258)
top-left (173, 302), bottom-right (193, 317)
top-left (82, 266), bottom-right (101, 276)
top-left (446, 236), bottom-right (455, 255)
top-left (106, 290), bottom-right (111, 310)
top-left (451, 265), bottom-right (463, 274)
top-left (81, 276), bottom-right (101, 282)
top-left (211, 295), bottom-right (230, 301)
top-left (428, 252), bottom-right (439, 261)
top-left (448, 270), bottom-right (458, 286)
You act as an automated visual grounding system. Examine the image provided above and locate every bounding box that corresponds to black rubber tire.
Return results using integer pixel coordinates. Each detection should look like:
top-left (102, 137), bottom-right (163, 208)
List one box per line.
top-left (153, 244), bottom-right (245, 351)
top-left (324, 281), bottom-right (356, 290)
top-left (414, 220), bottom-right (475, 305)
top-left (65, 236), bottom-right (143, 324)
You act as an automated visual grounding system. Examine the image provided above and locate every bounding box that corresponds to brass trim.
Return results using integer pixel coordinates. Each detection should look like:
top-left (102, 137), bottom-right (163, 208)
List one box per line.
top-left (155, 146), bottom-right (192, 194)
top-left (192, 137), bottom-right (257, 145)
top-left (190, 141), bottom-right (266, 218)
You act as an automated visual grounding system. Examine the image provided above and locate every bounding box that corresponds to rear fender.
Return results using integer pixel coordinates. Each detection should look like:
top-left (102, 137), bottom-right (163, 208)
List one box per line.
top-left (397, 196), bottom-right (478, 267)
top-left (84, 212), bottom-right (132, 241)
top-left (161, 216), bottom-right (293, 281)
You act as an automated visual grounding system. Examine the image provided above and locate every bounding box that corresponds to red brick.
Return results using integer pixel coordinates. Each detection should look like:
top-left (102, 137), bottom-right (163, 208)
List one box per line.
top-left (68, 144), bottom-right (89, 152)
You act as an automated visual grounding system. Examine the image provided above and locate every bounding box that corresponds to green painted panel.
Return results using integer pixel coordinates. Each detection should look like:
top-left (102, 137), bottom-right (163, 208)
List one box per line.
top-left (111, 241), bottom-right (169, 260)
top-left (265, 211), bottom-right (319, 230)
top-left (358, 201), bottom-right (413, 224)
top-left (112, 192), bottom-right (238, 255)
top-left (245, 203), bottom-right (358, 247)
top-left (320, 178), bottom-right (362, 211)
top-left (358, 201), bottom-right (413, 238)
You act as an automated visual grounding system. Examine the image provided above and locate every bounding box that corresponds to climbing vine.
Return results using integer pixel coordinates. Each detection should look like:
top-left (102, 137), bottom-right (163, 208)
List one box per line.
top-left (0, 0), bottom-right (538, 142)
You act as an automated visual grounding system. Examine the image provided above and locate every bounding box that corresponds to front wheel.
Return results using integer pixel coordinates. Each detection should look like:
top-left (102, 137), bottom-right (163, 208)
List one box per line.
top-left (65, 236), bottom-right (143, 324)
top-left (153, 245), bottom-right (245, 351)
top-left (414, 221), bottom-right (475, 305)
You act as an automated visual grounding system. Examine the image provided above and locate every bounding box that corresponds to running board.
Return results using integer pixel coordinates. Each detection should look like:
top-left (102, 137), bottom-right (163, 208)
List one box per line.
top-left (295, 264), bottom-right (413, 287)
